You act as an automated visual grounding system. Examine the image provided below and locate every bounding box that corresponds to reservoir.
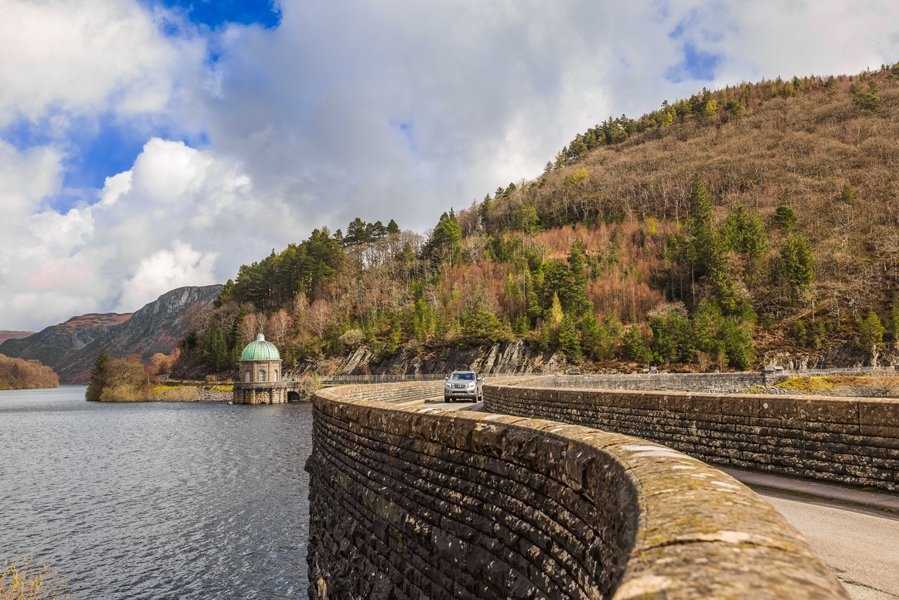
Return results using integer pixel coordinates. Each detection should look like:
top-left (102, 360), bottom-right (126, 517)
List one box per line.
top-left (0, 386), bottom-right (311, 599)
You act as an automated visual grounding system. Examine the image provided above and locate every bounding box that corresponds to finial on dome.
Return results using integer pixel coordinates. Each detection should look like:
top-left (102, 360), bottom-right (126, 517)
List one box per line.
top-left (256, 333), bottom-right (265, 342)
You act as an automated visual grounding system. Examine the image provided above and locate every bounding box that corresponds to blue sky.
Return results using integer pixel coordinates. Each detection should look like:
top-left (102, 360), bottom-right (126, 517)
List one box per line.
top-left (150, 0), bottom-right (280, 29)
top-left (3, 0), bottom-right (898, 330)
top-left (0, 1), bottom-right (280, 211)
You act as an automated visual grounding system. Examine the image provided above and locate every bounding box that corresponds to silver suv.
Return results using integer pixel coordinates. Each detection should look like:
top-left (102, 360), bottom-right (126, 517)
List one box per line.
top-left (443, 370), bottom-right (483, 402)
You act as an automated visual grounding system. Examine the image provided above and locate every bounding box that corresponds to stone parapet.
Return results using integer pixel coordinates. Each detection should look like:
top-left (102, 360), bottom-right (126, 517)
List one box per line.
top-left (307, 381), bottom-right (846, 599)
top-left (485, 377), bottom-right (899, 492)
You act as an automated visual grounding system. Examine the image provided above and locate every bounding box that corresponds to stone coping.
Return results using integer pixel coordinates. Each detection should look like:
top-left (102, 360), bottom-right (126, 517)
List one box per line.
top-left (312, 381), bottom-right (847, 599)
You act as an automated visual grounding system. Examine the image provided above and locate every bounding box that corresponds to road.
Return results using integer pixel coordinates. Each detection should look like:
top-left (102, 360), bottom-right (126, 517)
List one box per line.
top-left (746, 484), bottom-right (899, 599)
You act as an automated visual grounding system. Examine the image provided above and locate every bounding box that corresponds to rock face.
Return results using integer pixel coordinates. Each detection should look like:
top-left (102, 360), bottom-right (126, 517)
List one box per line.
top-left (327, 339), bottom-right (567, 376)
top-left (307, 381), bottom-right (847, 599)
top-left (0, 285), bottom-right (222, 383)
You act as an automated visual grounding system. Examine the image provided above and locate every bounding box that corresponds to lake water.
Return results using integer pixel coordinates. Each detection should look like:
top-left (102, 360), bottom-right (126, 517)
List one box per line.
top-left (0, 386), bottom-right (311, 599)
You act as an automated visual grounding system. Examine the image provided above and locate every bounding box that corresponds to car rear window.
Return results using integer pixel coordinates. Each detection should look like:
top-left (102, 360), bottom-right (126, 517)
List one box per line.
top-left (452, 372), bottom-right (475, 381)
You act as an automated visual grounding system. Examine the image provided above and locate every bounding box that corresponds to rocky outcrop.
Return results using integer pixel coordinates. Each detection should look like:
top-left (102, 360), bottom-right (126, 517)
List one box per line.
top-left (326, 339), bottom-right (567, 376)
top-left (0, 285), bottom-right (222, 383)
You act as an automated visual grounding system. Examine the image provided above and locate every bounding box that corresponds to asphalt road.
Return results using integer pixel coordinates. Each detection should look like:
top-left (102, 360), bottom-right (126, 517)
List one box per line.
top-left (753, 488), bottom-right (899, 600)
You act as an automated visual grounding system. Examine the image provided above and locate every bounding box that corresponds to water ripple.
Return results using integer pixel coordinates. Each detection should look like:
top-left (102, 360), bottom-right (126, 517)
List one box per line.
top-left (0, 386), bottom-right (311, 599)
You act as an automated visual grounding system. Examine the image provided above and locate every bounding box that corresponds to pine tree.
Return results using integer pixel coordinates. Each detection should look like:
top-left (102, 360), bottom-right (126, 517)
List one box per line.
top-left (858, 311), bottom-right (885, 361)
top-left (546, 292), bottom-right (564, 328)
top-left (386, 219), bottom-right (400, 235)
top-left (558, 314), bottom-right (582, 360)
top-left (86, 352), bottom-right (111, 402)
top-left (777, 234), bottom-right (815, 302)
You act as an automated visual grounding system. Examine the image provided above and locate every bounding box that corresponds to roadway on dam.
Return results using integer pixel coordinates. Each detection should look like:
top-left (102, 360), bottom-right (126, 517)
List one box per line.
top-left (729, 471), bottom-right (899, 600)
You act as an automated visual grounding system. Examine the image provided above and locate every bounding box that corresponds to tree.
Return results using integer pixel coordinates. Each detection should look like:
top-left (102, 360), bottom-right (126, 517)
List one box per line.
top-left (558, 314), bottom-right (582, 360)
top-left (723, 205), bottom-right (767, 269)
top-left (386, 219), bottom-right (400, 236)
top-left (685, 177), bottom-right (719, 284)
top-left (86, 353), bottom-right (111, 402)
top-left (858, 310), bottom-right (885, 361)
top-left (546, 292), bottom-right (564, 327)
top-left (424, 211), bottom-right (462, 265)
top-left (622, 326), bottom-right (652, 364)
top-left (890, 299), bottom-right (899, 350)
top-left (776, 234), bottom-right (815, 301)
top-left (772, 205), bottom-right (796, 231)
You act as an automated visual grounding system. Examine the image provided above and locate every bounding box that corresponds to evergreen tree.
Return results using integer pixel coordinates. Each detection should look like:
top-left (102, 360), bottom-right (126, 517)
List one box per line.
top-left (424, 211), bottom-right (463, 265)
top-left (776, 234), bottom-right (815, 301)
top-left (546, 292), bottom-right (564, 328)
top-left (558, 314), bottom-right (582, 360)
top-left (686, 177), bottom-right (719, 284)
top-left (386, 219), bottom-right (400, 235)
top-left (86, 352), bottom-right (111, 402)
top-left (772, 205), bottom-right (797, 231)
top-left (858, 310), bottom-right (885, 360)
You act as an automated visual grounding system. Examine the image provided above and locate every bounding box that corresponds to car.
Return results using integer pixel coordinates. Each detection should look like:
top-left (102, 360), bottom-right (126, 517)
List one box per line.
top-left (443, 370), bottom-right (483, 402)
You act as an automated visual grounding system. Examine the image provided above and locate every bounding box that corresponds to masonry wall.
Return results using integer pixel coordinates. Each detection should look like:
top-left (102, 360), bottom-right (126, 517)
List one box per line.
top-left (307, 382), bottom-right (847, 599)
top-left (485, 378), bottom-right (899, 492)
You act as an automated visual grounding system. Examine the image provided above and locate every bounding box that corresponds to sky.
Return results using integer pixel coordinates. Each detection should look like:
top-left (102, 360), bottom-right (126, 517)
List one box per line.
top-left (1, 0), bottom-right (899, 331)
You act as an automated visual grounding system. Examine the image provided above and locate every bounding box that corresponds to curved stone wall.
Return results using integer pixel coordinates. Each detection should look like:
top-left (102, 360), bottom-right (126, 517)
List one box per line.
top-left (485, 377), bottom-right (899, 492)
top-left (307, 381), bottom-right (846, 599)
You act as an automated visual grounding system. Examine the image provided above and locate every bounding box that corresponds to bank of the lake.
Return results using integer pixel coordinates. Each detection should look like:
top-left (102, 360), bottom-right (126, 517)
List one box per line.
top-left (0, 386), bottom-right (311, 599)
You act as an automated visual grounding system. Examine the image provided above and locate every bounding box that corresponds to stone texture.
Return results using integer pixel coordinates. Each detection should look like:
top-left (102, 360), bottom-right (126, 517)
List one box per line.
top-left (485, 378), bottom-right (899, 492)
top-left (307, 381), bottom-right (847, 599)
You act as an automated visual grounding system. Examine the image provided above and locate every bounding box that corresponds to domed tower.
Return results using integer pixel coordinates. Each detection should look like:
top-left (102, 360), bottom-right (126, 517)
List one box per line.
top-left (234, 333), bottom-right (287, 404)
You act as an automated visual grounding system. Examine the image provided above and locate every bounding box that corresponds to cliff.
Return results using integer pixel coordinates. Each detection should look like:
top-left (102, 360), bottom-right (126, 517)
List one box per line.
top-left (0, 285), bottom-right (222, 383)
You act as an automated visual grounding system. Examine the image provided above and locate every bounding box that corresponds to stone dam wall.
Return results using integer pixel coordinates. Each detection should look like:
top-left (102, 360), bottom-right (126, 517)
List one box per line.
top-left (485, 376), bottom-right (899, 492)
top-left (307, 381), bottom-right (846, 599)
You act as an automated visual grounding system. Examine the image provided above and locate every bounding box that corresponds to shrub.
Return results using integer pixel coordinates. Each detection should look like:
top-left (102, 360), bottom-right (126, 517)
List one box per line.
top-left (771, 205), bottom-right (796, 231)
top-left (338, 328), bottom-right (365, 348)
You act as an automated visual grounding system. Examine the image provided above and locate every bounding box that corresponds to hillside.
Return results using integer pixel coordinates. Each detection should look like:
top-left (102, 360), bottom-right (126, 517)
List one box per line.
top-left (0, 354), bottom-right (59, 390)
top-left (0, 331), bottom-right (32, 344)
top-left (176, 65), bottom-right (899, 377)
top-left (1, 285), bottom-right (222, 383)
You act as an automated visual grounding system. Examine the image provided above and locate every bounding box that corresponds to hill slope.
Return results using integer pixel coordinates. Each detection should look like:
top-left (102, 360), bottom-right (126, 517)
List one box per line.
top-left (1, 285), bottom-right (222, 383)
top-left (177, 65), bottom-right (899, 377)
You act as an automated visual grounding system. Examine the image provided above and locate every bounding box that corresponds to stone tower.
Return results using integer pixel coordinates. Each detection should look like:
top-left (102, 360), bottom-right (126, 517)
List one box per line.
top-left (233, 333), bottom-right (287, 404)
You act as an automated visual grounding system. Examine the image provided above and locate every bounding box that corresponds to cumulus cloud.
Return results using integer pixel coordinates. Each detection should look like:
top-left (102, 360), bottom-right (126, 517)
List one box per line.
top-left (0, 137), bottom-right (305, 329)
top-left (118, 242), bottom-right (217, 311)
top-left (0, 0), bottom-right (204, 128)
top-left (3, 0), bottom-right (899, 330)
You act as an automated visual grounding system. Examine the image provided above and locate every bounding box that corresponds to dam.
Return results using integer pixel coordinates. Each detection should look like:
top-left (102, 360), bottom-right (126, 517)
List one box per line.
top-left (303, 374), bottom-right (899, 599)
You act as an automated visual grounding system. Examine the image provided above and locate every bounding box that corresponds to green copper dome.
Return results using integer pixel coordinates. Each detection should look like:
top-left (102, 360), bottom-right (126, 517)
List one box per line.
top-left (240, 333), bottom-right (281, 362)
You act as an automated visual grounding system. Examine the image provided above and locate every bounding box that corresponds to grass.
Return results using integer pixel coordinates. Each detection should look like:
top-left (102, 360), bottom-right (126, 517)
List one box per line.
top-left (0, 563), bottom-right (65, 600)
top-left (775, 374), bottom-right (899, 397)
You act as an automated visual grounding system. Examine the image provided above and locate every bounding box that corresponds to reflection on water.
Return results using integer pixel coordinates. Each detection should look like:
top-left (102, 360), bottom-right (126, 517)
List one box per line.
top-left (0, 386), bottom-right (311, 599)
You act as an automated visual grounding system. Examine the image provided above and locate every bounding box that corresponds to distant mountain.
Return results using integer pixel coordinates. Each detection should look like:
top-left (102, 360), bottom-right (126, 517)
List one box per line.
top-left (0, 331), bottom-right (33, 344)
top-left (0, 285), bottom-right (222, 383)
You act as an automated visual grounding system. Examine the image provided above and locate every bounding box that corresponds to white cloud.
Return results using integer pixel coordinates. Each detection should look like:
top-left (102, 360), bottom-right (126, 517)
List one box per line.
top-left (0, 137), bottom-right (305, 329)
top-left (118, 242), bottom-right (217, 311)
top-left (0, 0), bottom-right (205, 128)
top-left (2, 0), bottom-right (899, 331)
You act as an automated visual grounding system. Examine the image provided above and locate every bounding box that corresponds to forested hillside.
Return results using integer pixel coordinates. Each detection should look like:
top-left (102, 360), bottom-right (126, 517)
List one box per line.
top-left (176, 64), bottom-right (899, 377)
top-left (0, 354), bottom-right (59, 390)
